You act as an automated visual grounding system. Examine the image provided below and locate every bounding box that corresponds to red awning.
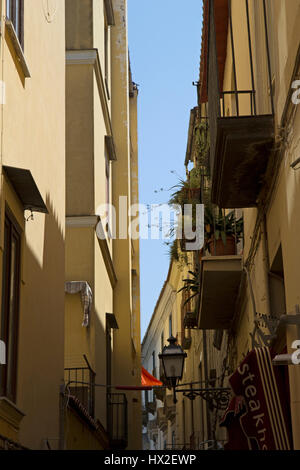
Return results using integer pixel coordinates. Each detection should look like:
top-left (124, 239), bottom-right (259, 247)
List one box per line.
top-left (141, 367), bottom-right (163, 387)
top-left (114, 367), bottom-right (163, 391)
top-left (220, 347), bottom-right (292, 450)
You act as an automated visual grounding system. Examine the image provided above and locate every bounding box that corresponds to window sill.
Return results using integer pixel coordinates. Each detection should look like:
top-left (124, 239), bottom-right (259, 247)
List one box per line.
top-left (5, 19), bottom-right (30, 78)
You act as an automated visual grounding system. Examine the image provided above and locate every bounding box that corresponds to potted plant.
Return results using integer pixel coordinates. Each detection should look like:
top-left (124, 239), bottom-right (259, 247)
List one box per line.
top-left (178, 270), bottom-right (200, 328)
top-left (169, 169), bottom-right (204, 252)
top-left (178, 270), bottom-right (201, 304)
top-left (169, 168), bottom-right (202, 207)
top-left (204, 206), bottom-right (243, 256)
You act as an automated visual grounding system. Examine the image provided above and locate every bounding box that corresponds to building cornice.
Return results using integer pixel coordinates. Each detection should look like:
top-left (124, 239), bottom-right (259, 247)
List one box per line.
top-left (66, 216), bottom-right (99, 228)
top-left (66, 49), bottom-right (113, 138)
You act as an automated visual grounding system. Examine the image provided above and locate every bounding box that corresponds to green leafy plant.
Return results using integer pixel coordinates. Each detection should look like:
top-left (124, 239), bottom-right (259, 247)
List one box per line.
top-left (166, 239), bottom-right (190, 268)
top-left (189, 167), bottom-right (202, 189)
top-left (193, 120), bottom-right (210, 167)
top-left (178, 270), bottom-right (201, 305)
top-left (204, 205), bottom-right (243, 249)
top-left (169, 168), bottom-right (202, 207)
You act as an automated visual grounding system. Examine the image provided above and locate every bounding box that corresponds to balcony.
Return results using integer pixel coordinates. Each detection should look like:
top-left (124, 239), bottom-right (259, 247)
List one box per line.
top-left (206, 0), bottom-right (274, 208)
top-left (198, 255), bottom-right (243, 329)
top-left (107, 393), bottom-right (128, 450)
top-left (64, 357), bottom-right (96, 418)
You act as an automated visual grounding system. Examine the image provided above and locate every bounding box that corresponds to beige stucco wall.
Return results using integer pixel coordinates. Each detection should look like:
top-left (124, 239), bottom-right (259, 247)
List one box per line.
top-left (219, 0), bottom-right (300, 449)
top-left (0, 0), bottom-right (66, 449)
top-left (65, 0), bottom-right (141, 449)
top-left (110, 0), bottom-right (142, 450)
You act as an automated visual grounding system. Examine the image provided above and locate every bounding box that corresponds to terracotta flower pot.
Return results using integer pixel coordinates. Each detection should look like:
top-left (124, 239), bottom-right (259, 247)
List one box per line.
top-left (208, 235), bottom-right (236, 256)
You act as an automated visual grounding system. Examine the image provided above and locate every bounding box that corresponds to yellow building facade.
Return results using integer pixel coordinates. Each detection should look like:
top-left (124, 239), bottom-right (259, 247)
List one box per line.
top-left (144, 0), bottom-right (300, 451)
top-left (0, 0), bottom-right (65, 449)
top-left (64, 0), bottom-right (142, 450)
top-left (197, 0), bottom-right (300, 450)
top-left (0, 0), bottom-right (141, 450)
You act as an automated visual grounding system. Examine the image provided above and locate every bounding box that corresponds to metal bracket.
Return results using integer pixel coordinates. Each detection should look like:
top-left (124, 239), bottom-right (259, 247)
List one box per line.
top-left (251, 306), bottom-right (300, 349)
top-left (177, 387), bottom-right (231, 410)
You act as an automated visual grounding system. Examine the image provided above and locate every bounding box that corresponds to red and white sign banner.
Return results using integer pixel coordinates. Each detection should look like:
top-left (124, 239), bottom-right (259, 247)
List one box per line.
top-left (221, 347), bottom-right (292, 450)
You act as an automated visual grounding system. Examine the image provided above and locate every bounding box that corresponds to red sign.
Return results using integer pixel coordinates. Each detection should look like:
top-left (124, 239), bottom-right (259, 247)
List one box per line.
top-left (221, 347), bottom-right (292, 450)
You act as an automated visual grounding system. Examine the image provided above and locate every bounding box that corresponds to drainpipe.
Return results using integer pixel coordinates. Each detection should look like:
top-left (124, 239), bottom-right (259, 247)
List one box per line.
top-left (202, 330), bottom-right (212, 442)
top-left (261, 215), bottom-right (271, 316)
top-left (195, 246), bottom-right (212, 443)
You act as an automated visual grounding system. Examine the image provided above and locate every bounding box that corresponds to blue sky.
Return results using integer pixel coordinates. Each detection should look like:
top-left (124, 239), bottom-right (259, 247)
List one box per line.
top-left (127, 0), bottom-right (203, 339)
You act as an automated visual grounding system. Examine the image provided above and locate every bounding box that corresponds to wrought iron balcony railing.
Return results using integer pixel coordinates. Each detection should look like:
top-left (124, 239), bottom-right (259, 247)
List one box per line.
top-left (107, 393), bottom-right (128, 450)
top-left (206, 0), bottom-right (275, 208)
top-left (64, 356), bottom-right (96, 418)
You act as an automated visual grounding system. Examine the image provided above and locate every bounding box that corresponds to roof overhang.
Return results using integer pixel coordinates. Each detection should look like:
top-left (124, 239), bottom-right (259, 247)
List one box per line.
top-left (198, 0), bottom-right (229, 104)
top-left (3, 166), bottom-right (48, 214)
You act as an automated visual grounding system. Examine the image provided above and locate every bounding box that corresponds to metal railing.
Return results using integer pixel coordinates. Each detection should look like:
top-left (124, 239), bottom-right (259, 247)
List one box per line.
top-left (107, 393), bottom-right (128, 449)
top-left (64, 355), bottom-right (96, 418)
top-left (165, 443), bottom-right (192, 450)
top-left (209, 0), bottom-right (274, 119)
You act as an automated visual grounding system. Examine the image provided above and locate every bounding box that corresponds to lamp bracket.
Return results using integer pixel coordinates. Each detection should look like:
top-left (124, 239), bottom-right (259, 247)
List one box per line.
top-left (177, 387), bottom-right (231, 410)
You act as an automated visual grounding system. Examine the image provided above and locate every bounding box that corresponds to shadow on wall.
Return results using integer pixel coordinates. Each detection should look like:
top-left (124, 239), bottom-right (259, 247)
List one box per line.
top-left (17, 194), bottom-right (65, 450)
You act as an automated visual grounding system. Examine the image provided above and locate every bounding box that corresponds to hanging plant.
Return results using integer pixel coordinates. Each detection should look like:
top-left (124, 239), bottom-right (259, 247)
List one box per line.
top-left (178, 269), bottom-right (201, 305)
top-left (193, 119), bottom-right (210, 168)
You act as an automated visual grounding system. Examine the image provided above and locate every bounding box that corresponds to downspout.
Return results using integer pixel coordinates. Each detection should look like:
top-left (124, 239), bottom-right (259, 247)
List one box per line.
top-left (261, 215), bottom-right (271, 316)
top-left (202, 330), bottom-right (212, 441)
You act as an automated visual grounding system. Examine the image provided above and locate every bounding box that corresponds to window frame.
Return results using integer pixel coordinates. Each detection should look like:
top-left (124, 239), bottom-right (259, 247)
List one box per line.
top-left (6, 0), bottom-right (24, 49)
top-left (0, 206), bottom-right (22, 403)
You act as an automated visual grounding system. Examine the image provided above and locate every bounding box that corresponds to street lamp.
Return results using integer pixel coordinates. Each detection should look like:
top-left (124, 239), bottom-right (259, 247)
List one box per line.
top-left (159, 336), bottom-right (187, 404)
top-left (158, 336), bottom-right (232, 409)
